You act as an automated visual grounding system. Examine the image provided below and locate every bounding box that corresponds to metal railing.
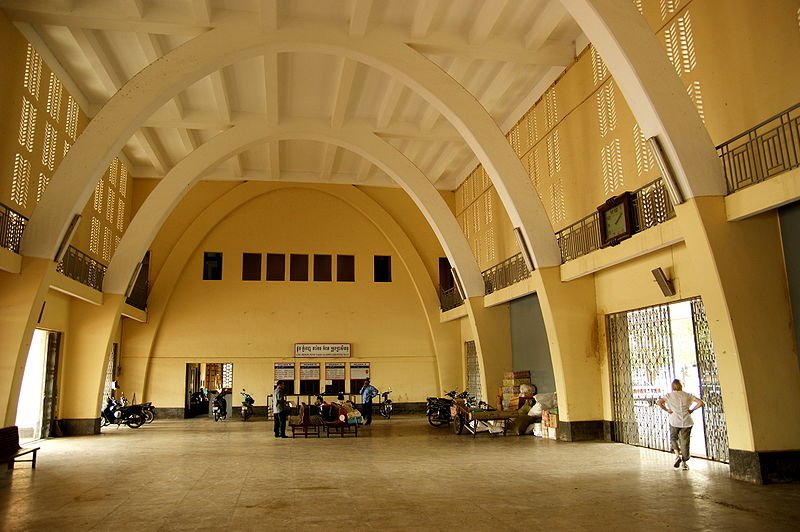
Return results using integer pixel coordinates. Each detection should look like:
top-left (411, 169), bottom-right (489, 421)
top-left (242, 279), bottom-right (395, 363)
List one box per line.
top-left (555, 177), bottom-right (676, 263)
top-left (482, 252), bottom-right (531, 294)
top-left (56, 246), bottom-right (106, 292)
top-left (0, 203), bottom-right (28, 253)
top-left (718, 102), bottom-right (800, 193)
top-left (439, 286), bottom-right (464, 311)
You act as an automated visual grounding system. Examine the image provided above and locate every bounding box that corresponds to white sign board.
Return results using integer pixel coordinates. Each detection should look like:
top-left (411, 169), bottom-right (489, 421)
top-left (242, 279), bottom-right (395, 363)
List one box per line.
top-left (350, 362), bottom-right (370, 380)
top-left (274, 363), bottom-right (295, 381)
top-left (300, 362), bottom-right (320, 380)
top-left (325, 362), bottom-right (345, 380)
top-left (295, 343), bottom-right (351, 357)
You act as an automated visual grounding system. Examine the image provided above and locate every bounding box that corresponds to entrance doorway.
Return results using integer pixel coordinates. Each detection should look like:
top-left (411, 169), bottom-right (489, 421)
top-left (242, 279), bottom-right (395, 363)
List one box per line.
top-left (16, 329), bottom-right (61, 442)
top-left (184, 362), bottom-right (233, 418)
top-left (607, 298), bottom-right (729, 462)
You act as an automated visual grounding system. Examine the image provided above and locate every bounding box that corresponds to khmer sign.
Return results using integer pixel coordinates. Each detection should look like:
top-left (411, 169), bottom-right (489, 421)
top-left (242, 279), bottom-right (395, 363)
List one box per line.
top-left (294, 343), bottom-right (351, 357)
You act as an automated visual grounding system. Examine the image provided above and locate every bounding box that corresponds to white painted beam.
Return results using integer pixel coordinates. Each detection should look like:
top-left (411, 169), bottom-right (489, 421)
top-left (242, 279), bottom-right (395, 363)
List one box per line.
top-left (349, 0), bottom-right (372, 36)
top-left (376, 79), bottom-right (405, 130)
top-left (468, 0), bottom-right (509, 44)
top-left (331, 59), bottom-right (357, 128)
top-left (411, 0), bottom-right (439, 38)
top-left (524, 0), bottom-right (568, 49)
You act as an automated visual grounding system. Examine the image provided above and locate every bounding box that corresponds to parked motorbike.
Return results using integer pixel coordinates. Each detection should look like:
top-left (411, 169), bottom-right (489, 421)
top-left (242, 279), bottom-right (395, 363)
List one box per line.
top-left (212, 392), bottom-right (229, 422)
top-left (141, 402), bottom-right (157, 423)
top-left (240, 389), bottom-right (255, 421)
top-left (378, 388), bottom-right (393, 419)
top-left (100, 396), bottom-right (146, 428)
top-left (426, 390), bottom-right (457, 427)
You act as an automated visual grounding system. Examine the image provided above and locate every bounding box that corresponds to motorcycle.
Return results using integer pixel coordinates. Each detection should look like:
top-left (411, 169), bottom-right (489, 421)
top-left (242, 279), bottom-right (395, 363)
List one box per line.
top-left (378, 388), bottom-right (393, 419)
top-left (240, 389), bottom-right (255, 421)
top-left (121, 393), bottom-right (157, 424)
top-left (212, 391), bottom-right (229, 422)
top-left (100, 395), bottom-right (146, 428)
top-left (426, 390), bottom-right (457, 427)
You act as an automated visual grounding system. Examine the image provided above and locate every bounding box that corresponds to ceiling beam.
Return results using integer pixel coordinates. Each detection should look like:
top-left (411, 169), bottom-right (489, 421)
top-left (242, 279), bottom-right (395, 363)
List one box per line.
top-left (210, 70), bottom-right (232, 123)
top-left (1, 5), bottom-right (210, 35)
top-left (331, 59), bottom-right (357, 128)
top-left (349, 0), bottom-right (372, 36)
top-left (476, 61), bottom-right (518, 115)
top-left (192, 0), bottom-right (212, 24)
top-left (419, 57), bottom-right (471, 130)
top-left (355, 157), bottom-right (372, 182)
top-left (407, 33), bottom-right (573, 66)
top-left (376, 79), bottom-right (405, 130)
top-left (523, 0), bottom-right (568, 49)
top-left (263, 53), bottom-right (279, 126)
top-left (132, 129), bottom-right (169, 174)
top-left (320, 144), bottom-right (337, 180)
top-left (468, 0), bottom-right (509, 44)
top-left (411, 0), bottom-right (439, 38)
top-left (268, 141), bottom-right (281, 179)
top-left (260, 0), bottom-right (278, 30)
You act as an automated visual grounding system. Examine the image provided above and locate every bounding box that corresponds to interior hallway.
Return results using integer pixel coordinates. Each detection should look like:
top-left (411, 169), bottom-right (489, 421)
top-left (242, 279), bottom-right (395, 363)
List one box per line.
top-left (2, 416), bottom-right (798, 531)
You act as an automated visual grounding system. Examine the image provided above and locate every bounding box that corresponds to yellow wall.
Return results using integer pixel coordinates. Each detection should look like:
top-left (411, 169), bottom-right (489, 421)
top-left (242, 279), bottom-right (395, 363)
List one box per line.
top-left (122, 183), bottom-right (452, 407)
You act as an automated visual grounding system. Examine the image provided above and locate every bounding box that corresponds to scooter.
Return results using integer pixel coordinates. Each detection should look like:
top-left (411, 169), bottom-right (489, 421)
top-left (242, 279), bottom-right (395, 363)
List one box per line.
top-left (100, 396), bottom-right (146, 428)
top-left (378, 388), bottom-right (393, 419)
top-left (240, 389), bottom-right (255, 421)
top-left (212, 392), bottom-right (229, 422)
top-left (426, 390), bottom-right (457, 427)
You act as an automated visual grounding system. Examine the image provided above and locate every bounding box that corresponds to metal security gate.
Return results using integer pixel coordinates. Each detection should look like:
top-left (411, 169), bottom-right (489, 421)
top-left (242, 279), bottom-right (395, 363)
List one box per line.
top-left (691, 299), bottom-right (730, 462)
top-left (609, 304), bottom-right (673, 452)
top-left (608, 298), bottom-right (729, 462)
top-left (465, 341), bottom-right (481, 401)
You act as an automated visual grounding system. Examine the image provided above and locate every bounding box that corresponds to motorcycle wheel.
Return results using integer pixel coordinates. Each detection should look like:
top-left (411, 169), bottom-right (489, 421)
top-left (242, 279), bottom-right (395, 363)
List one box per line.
top-left (146, 408), bottom-right (157, 422)
top-left (452, 414), bottom-right (465, 435)
top-left (428, 412), bottom-right (445, 427)
top-left (143, 409), bottom-right (155, 424)
top-left (213, 410), bottom-right (220, 422)
top-left (385, 402), bottom-right (392, 420)
top-left (242, 409), bottom-right (251, 421)
top-left (126, 413), bottom-right (145, 428)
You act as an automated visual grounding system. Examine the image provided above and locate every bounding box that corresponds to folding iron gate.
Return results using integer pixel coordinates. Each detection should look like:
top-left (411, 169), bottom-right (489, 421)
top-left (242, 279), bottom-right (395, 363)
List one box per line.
top-left (691, 299), bottom-right (730, 462)
top-left (608, 298), bottom-right (729, 462)
top-left (465, 341), bottom-right (481, 401)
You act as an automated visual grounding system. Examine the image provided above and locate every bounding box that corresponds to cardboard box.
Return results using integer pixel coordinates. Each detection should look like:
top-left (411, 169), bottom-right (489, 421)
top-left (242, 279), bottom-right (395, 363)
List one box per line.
top-left (549, 413), bottom-right (558, 428)
top-left (502, 386), bottom-right (521, 394)
top-left (547, 427), bottom-right (558, 440)
top-left (503, 371), bottom-right (531, 379)
top-left (502, 378), bottom-right (531, 386)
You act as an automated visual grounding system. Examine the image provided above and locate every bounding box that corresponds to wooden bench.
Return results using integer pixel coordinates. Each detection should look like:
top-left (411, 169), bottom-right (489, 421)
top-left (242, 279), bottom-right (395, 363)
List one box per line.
top-left (324, 421), bottom-right (359, 437)
top-left (1, 426), bottom-right (39, 470)
top-left (289, 404), bottom-right (322, 438)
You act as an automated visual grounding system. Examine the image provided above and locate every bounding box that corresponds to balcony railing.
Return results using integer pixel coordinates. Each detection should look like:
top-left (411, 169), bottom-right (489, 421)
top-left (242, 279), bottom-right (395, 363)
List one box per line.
top-left (0, 203), bottom-right (28, 253)
top-left (56, 246), bottom-right (106, 292)
top-left (439, 286), bottom-right (464, 311)
top-left (718, 102), bottom-right (800, 193)
top-left (555, 177), bottom-right (676, 263)
top-left (482, 253), bottom-right (531, 294)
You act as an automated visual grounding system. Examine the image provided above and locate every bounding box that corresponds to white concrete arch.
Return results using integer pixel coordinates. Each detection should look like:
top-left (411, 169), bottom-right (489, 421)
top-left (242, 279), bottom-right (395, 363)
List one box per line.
top-left (104, 119), bottom-right (485, 297)
top-left (22, 20), bottom-right (559, 271)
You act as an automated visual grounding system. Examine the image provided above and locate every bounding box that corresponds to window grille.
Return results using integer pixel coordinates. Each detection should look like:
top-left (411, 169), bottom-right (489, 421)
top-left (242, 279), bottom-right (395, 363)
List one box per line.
top-left (42, 122), bottom-right (57, 171)
top-left (117, 199), bottom-right (125, 232)
top-left (18, 97), bottom-right (36, 152)
top-left (602, 138), bottom-right (624, 195)
top-left (634, 124), bottom-right (655, 176)
top-left (106, 188), bottom-right (116, 223)
top-left (37, 173), bottom-right (49, 203)
top-left (24, 44), bottom-right (42, 100)
top-left (65, 97), bottom-right (79, 139)
top-left (12, 154), bottom-right (31, 208)
top-left (46, 73), bottom-right (62, 122)
top-left (103, 227), bottom-right (112, 261)
top-left (93, 181), bottom-right (103, 212)
top-left (90, 217), bottom-right (100, 254)
top-left (687, 80), bottom-right (705, 123)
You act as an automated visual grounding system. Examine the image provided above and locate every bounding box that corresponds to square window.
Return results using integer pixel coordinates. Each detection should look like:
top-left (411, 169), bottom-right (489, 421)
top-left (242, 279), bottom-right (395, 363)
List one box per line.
top-left (203, 252), bottom-right (223, 280)
top-left (266, 253), bottom-right (285, 281)
top-left (314, 254), bottom-right (332, 282)
top-left (242, 253), bottom-right (262, 281)
top-left (337, 255), bottom-right (355, 282)
top-left (290, 254), bottom-right (309, 281)
top-left (374, 255), bottom-right (392, 283)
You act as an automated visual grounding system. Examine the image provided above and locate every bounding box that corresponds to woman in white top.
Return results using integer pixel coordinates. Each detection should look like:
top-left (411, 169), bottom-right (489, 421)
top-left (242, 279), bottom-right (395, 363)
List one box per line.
top-left (656, 379), bottom-right (705, 470)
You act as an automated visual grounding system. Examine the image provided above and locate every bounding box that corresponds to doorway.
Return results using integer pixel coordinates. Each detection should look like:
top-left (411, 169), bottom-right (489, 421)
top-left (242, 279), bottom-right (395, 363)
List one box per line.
top-left (184, 362), bottom-right (233, 418)
top-left (607, 298), bottom-right (729, 462)
top-left (16, 329), bottom-right (61, 442)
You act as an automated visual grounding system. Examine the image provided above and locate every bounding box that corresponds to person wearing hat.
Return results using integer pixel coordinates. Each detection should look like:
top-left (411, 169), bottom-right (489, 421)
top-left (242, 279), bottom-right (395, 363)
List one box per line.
top-left (359, 378), bottom-right (379, 425)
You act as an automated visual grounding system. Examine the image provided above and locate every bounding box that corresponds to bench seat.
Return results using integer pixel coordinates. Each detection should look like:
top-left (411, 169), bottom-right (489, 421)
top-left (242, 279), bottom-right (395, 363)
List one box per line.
top-left (1, 426), bottom-right (40, 470)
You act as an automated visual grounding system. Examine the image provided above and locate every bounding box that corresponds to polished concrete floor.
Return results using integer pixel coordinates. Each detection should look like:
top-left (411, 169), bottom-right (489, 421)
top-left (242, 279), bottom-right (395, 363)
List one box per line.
top-left (2, 415), bottom-right (799, 531)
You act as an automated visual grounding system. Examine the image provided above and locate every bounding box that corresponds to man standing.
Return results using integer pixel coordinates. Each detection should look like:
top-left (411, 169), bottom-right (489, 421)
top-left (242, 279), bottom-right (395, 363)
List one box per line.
top-left (273, 380), bottom-right (288, 438)
top-left (656, 379), bottom-right (705, 470)
top-left (359, 378), bottom-right (379, 425)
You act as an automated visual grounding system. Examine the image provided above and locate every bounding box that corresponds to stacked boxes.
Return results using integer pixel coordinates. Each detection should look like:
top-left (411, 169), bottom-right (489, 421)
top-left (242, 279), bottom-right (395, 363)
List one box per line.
top-left (500, 370), bottom-right (531, 409)
top-left (542, 409), bottom-right (559, 439)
